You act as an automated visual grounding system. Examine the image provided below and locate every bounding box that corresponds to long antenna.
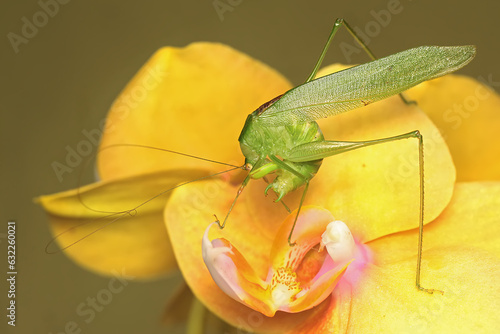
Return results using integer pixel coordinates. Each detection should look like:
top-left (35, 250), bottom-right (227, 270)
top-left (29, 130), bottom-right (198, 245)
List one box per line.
top-left (46, 142), bottom-right (245, 254)
top-left (76, 143), bottom-right (241, 214)
top-left (46, 165), bottom-right (244, 254)
top-left (99, 144), bottom-right (240, 168)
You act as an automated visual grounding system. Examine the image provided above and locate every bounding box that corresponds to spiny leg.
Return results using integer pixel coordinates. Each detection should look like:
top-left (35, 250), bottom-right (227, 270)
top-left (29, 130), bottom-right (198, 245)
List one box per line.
top-left (286, 131), bottom-right (442, 293)
top-left (306, 18), bottom-right (415, 105)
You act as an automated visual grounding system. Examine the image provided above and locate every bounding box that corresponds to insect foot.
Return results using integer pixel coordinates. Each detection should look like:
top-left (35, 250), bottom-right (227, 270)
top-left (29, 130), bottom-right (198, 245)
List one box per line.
top-left (213, 214), bottom-right (224, 229)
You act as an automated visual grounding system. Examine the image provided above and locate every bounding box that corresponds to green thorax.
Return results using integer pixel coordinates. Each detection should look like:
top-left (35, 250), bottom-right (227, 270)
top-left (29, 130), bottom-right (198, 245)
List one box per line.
top-left (238, 100), bottom-right (324, 201)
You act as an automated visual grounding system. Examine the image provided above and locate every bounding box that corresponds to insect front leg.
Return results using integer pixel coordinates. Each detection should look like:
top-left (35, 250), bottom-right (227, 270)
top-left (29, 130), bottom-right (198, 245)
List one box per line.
top-left (286, 132), bottom-right (443, 294)
top-left (216, 166), bottom-right (253, 229)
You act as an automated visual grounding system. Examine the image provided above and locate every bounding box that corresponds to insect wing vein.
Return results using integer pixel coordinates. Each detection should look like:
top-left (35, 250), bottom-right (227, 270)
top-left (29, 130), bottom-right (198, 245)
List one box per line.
top-left (257, 46), bottom-right (475, 126)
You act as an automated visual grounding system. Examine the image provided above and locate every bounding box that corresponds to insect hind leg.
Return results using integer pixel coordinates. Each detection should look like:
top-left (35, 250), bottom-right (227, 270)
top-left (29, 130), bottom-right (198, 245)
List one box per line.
top-left (287, 131), bottom-right (442, 294)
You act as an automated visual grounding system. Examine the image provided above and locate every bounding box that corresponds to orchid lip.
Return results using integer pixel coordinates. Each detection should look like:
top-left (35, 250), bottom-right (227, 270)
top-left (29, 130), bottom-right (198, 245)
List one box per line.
top-left (201, 207), bottom-right (360, 317)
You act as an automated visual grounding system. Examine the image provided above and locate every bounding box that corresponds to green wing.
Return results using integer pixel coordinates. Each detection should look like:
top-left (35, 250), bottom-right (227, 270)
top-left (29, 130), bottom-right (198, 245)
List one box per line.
top-left (258, 46), bottom-right (475, 126)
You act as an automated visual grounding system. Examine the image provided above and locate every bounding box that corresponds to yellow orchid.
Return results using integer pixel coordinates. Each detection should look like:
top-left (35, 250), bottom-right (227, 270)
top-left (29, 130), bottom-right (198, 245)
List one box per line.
top-left (38, 43), bottom-right (500, 333)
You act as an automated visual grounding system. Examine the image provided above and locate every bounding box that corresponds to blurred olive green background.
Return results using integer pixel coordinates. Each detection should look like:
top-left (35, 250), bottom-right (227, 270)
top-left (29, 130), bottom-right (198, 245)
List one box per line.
top-left (1, 0), bottom-right (498, 333)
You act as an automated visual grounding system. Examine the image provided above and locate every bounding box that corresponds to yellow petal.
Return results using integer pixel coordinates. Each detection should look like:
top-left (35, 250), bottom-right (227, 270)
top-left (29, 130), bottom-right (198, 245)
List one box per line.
top-left (343, 249), bottom-right (499, 333)
top-left (407, 75), bottom-right (500, 181)
top-left (369, 182), bottom-right (500, 264)
top-left (293, 190), bottom-right (500, 334)
top-left (309, 181), bottom-right (500, 333)
top-left (293, 247), bottom-right (499, 333)
top-left (285, 64), bottom-right (456, 243)
top-left (38, 169), bottom-right (210, 278)
top-left (290, 280), bottom-right (352, 334)
top-left (98, 42), bottom-right (292, 181)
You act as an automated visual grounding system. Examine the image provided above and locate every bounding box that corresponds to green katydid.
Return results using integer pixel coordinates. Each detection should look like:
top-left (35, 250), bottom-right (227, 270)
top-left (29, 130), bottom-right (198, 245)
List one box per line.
top-left (215, 18), bottom-right (475, 294)
top-left (46, 18), bottom-right (475, 295)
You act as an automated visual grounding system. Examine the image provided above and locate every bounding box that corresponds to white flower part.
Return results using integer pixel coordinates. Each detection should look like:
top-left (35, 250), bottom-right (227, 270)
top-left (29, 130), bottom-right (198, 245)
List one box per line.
top-left (320, 220), bottom-right (356, 263)
top-left (201, 222), bottom-right (242, 301)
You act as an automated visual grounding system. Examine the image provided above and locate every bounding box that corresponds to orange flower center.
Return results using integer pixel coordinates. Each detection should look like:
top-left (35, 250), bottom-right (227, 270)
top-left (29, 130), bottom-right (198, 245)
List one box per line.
top-left (295, 247), bottom-right (328, 282)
